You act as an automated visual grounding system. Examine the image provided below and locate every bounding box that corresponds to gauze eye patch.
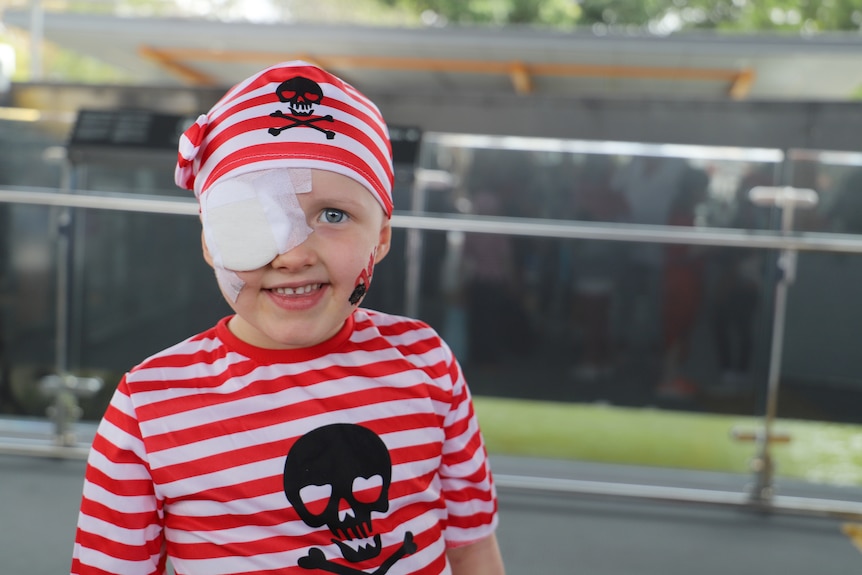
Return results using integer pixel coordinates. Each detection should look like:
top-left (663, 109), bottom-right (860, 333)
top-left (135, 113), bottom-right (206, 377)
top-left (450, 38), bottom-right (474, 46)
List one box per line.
top-left (202, 168), bottom-right (313, 272)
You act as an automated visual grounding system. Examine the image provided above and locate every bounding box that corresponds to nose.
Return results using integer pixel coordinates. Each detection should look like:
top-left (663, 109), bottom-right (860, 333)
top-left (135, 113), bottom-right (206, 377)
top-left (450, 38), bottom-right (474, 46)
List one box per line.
top-left (270, 238), bottom-right (317, 271)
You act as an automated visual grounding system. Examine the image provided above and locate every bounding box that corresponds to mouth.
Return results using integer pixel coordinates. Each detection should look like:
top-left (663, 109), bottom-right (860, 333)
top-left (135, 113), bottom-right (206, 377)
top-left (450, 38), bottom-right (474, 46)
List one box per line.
top-left (270, 283), bottom-right (323, 296)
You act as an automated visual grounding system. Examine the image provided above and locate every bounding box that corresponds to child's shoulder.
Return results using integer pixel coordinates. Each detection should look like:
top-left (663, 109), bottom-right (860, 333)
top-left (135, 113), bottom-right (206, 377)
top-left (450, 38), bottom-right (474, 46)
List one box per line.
top-left (126, 319), bottom-right (229, 378)
top-left (354, 307), bottom-right (439, 339)
top-left (353, 308), bottom-right (457, 364)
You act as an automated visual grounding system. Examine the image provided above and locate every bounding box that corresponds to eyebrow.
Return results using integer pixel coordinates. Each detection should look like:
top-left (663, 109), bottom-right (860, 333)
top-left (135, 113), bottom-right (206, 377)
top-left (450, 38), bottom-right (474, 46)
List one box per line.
top-left (311, 193), bottom-right (368, 211)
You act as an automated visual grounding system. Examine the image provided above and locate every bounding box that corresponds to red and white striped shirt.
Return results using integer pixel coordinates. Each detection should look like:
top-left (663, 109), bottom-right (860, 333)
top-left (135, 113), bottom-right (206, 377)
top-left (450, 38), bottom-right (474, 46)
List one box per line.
top-left (71, 309), bottom-right (498, 575)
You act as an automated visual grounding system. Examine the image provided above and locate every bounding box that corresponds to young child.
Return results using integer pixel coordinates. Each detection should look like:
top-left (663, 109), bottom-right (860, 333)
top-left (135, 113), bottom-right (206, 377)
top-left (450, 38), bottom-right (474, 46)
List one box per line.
top-left (71, 61), bottom-right (504, 575)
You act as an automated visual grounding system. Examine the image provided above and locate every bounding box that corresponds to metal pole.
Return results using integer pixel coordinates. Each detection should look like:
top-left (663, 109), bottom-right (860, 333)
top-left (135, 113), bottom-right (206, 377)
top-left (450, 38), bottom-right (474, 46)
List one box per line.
top-left (29, 0), bottom-right (43, 80)
top-left (54, 207), bottom-right (70, 375)
top-left (747, 186), bottom-right (818, 505)
top-left (47, 161), bottom-right (75, 445)
top-left (749, 210), bottom-right (793, 503)
top-left (52, 162), bottom-right (74, 376)
top-left (41, 163), bottom-right (104, 447)
top-left (403, 180), bottom-right (428, 319)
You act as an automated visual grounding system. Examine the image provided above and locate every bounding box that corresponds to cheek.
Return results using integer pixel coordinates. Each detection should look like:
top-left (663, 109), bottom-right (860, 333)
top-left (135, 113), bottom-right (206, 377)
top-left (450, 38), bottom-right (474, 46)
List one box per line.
top-left (348, 249), bottom-right (378, 305)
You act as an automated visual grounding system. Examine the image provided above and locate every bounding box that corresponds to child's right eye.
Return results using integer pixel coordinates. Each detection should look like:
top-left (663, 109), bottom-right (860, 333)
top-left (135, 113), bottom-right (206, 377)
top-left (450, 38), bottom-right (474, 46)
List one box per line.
top-left (318, 208), bottom-right (348, 224)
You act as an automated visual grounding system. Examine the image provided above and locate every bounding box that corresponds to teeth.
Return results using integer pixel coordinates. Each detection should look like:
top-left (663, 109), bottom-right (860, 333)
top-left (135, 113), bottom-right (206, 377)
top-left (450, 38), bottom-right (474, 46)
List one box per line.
top-left (273, 284), bottom-right (319, 295)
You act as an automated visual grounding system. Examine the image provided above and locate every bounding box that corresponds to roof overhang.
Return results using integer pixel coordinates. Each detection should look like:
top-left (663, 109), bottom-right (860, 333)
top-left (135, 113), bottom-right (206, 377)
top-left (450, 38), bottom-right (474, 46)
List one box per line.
top-left (4, 10), bottom-right (862, 101)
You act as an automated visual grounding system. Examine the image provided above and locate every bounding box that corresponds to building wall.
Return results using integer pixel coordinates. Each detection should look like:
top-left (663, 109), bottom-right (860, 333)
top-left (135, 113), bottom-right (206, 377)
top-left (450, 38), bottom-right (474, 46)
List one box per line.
top-left (9, 82), bottom-right (862, 152)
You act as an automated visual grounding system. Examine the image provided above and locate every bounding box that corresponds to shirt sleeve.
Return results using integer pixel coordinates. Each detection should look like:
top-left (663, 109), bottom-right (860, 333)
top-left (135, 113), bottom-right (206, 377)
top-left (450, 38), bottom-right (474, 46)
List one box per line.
top-left (71, 376), bottom-right (168, 575)
top-left (438, 351), bottom-right (499, 547)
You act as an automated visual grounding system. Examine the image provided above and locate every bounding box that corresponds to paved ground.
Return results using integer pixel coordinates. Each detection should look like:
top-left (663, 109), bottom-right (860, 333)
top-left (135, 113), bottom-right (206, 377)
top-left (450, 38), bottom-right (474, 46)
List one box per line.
top-left (491, 455), bottom-right (862, 575)
top-left (1, 421), bottom-right (861, 575)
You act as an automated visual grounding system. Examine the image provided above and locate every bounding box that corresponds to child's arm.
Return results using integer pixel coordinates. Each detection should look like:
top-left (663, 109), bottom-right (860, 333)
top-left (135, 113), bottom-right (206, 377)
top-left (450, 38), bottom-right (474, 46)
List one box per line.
top-left (71, 377), bottom-right (166, 575)
top-left (436, 339), bottom-right (504, 573)
top-left (447, 533), bottom-right (506, 575)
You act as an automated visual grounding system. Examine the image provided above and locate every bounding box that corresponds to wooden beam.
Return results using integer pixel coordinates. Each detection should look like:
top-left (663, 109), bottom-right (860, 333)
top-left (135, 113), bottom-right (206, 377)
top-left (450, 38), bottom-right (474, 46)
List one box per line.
top-left (728, 67), bottom-right (756, 100)
top-left (509, 61), bottom-right (533, 94)
top-left (137, 45), bottom-right (750, 96)
top-left (138, 45), bottom-right (219, 86)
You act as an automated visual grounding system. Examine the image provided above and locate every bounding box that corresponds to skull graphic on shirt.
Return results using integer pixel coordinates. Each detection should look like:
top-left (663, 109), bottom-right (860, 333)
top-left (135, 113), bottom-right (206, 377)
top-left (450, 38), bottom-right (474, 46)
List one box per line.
top-left (284, 423), bottom-right (416, 573)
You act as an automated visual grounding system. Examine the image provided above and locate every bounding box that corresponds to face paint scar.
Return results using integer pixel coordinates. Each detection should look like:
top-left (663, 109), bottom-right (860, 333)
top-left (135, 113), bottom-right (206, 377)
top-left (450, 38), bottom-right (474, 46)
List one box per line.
top-left (349, 249), bottom-right (377, 306)
top-left (348, 284), bottom-right (366, 306)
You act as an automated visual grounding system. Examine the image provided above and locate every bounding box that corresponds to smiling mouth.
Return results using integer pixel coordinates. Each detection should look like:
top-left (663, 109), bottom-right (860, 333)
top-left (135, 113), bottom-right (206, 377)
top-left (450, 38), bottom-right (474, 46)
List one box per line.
top-left (271, 283), bottom-right (322, 295)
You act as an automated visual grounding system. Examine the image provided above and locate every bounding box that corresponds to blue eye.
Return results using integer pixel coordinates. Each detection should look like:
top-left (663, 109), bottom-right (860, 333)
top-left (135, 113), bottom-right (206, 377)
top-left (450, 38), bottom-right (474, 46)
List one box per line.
top-left (319, 208), bottom-right (347, 224)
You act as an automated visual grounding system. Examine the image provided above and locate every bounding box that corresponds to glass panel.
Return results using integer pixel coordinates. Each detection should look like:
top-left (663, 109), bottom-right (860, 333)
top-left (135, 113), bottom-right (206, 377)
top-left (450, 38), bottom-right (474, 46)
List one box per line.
top-left (68, 209), bottom-right (230, 375)
top-left (412, 132), bottom-right (786, 415)
top-left (415, 133), bottom-right (783, 230)
top-left (72, 155), bottom-right (183, 197)
top-left (782, 149), bottom-right (862, 419)
top-left (0, 202), bottom-right (215, 419)
top-left (0, 119), bottom-right (67, 189)
top-left (1, 202), bottom-right (56, 416)
top-left (786, 149), bottom-right (862, 234)
top-left (784, 250), bottom-right (862, 417)
top-left (412, 227), bottom-right (777, 417)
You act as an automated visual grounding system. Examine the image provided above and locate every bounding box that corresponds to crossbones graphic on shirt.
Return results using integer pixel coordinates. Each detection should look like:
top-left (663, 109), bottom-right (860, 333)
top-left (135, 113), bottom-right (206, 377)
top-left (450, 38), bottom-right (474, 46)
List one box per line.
top-left (298, 531), bottom-right (416, 575)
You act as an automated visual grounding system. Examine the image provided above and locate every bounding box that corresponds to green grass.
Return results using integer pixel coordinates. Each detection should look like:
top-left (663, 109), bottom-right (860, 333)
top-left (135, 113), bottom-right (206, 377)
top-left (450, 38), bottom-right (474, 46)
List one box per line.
top-left (473, 396), bottom-right (862, 487)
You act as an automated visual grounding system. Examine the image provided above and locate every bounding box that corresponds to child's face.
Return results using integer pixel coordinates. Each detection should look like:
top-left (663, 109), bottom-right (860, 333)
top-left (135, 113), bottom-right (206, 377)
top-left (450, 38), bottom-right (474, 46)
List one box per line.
top-left (204, 169), bottom-right (391, 349)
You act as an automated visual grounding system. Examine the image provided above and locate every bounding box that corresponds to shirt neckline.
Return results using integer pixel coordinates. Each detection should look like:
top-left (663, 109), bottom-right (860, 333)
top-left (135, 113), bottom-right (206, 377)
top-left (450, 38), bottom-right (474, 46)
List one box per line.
top-left (214, 313), bottom-right (355, 363)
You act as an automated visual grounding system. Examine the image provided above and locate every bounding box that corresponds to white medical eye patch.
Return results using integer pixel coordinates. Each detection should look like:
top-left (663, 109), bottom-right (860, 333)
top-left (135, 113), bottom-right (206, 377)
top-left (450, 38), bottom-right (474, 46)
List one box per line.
top-left (202, 168), bottom-right (314, 272)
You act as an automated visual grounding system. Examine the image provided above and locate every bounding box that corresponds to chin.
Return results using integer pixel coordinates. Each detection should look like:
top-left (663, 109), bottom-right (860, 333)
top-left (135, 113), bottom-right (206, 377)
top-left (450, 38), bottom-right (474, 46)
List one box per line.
top-left (267, 322), bottom-right (342, 349)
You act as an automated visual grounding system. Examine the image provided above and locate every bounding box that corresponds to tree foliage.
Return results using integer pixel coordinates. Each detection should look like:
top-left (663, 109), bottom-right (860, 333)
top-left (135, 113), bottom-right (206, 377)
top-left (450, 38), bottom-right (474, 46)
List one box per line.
top-left (656, 0), bottom-right (862, 32)
top-left (381, 0), bottom-right (862, 32)
top-left (378, 0), bottom-right (581, 26)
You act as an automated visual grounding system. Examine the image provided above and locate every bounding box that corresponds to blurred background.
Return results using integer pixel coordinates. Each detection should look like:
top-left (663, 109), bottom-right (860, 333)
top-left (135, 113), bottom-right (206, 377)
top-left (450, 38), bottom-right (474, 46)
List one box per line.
top-left (2, 0), bottom-right (862, 523)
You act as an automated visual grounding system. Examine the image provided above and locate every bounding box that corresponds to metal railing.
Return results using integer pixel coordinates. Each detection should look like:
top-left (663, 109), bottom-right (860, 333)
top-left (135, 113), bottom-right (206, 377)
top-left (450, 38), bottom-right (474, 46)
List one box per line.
top-left (4, 187), bottom-right (862, 254)
top-left (2, 185), bottom-right (862, 522)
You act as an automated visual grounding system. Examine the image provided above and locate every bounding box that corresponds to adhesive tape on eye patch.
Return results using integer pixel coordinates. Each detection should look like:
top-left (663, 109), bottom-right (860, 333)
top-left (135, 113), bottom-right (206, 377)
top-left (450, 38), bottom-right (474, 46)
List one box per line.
top-left (215, 267), bottom-right (245, 303)
top-left (255, 169), bottom-right (313, 257)
top-left (202, 169), bottom-right (313, 272)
